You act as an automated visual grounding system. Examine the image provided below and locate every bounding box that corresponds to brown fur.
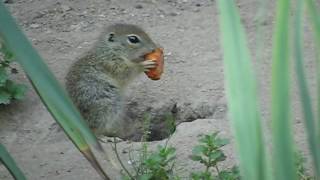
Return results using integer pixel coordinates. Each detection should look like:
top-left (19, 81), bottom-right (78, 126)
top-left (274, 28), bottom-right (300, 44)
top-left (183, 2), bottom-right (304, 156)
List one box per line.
top-left (66, 24), bottom-right (158, 137)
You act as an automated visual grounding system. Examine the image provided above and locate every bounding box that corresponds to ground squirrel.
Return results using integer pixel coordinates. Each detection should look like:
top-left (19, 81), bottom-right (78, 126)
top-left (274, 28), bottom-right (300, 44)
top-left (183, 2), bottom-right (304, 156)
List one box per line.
top-left (66, 24), bottom-right (160, 138)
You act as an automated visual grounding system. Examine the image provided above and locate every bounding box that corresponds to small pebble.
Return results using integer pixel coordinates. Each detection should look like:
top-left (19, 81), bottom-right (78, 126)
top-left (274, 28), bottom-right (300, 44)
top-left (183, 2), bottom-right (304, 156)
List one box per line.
top-left (61, 4), bottom-right (72, 11)
top-left (193, 8), bottom-right (200, 13)
top-left (4, 0), bottom-right (13, 4)
top-left (169, 12), bottom-right (178, 16)
top-left (30, 24), bottom-right (40, 29)
top-left (135, 4), bottom-right (143, 9)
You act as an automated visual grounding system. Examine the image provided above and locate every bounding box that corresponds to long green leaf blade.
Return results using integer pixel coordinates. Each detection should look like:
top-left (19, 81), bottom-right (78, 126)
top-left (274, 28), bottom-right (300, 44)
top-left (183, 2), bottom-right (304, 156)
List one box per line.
top-left (0, 2), bottom-right (109, 179)
top-left (0, 144), bottom-right (26, 180)
top-left (217, 0), bottom-right (267, 179)
top-left (293, 0), bottom-right (320, 177)
top-left (271, 0), bottom-right (296, 179)
top-left (305, 0), bottom-right (320, 177)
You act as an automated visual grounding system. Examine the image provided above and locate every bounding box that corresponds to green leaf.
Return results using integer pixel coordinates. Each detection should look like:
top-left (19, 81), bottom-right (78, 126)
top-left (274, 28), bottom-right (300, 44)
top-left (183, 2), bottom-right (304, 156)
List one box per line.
top-left (0, 2), bottom-right (109, 179)
top-left (208, 150), bottom-right (226, 162)
top-left (138, 174), bottom-right (153, 180)
top-left (218, 169), bottom-right (240, 180)
top-left (214, 138), bottom-right (229, 148)
top-left (0, 144), bottom-right (26, 180)
top-left (305, 0), bottom-right (320, 177)
top-left (271, 0), bottom-right (296, 179)
top-left (5, 80), bottom-right (27, 100)
top-left (191, 172), bottom-right (213, 180)
top-left (0, 89), bottom-right (11, 104)
top-left (12, 84), bottom-right (27, 100)
top-left (216, 0), bottom-right (268, 179)
top-left (192, 145), bottom-right (207, 155)
top-left (189, 155), bottom-right (203, 162)
top-left (0, 67), bottom-right (8, 86)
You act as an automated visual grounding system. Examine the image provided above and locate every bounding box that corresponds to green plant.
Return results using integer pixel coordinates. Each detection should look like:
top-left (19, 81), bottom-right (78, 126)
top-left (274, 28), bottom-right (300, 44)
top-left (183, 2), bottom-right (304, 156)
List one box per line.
top-left (0, 143), bottom-right (26, 180)
top-left (120, 143), bottom-right (177, 180)
top-left (217, 0), bottom-right (320, 179)
top-left (0, 40), bottom-right (27, 104)
top-left (139, 145), bottom-right (177, 180)
top-left (190, 133), bottom-right (240, 180)
top-left (0, 2), bottom-right (110, 179)
top-left (295, 152), bottom-right (314, 180)
top-left (119, 115), bottom-right (179, 180)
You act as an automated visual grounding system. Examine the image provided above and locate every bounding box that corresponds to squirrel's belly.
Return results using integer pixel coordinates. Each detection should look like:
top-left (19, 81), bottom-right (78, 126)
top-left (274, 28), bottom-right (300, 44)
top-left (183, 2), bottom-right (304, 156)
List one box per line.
top-left (67, 72), bottom-right (126, 137)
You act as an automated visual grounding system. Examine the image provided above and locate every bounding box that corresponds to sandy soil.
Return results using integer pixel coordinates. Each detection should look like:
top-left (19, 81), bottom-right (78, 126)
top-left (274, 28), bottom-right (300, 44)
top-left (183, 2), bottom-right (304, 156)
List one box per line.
top-left (0, 0), bottom-right (316, 179)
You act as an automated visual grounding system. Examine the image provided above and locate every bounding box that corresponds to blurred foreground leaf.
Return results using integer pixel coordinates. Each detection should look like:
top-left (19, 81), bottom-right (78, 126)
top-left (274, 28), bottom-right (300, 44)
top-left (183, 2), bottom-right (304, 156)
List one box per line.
top-left (0, 143), bottom-right (26, 180)
top-left (0, 2), bottom-right (109, 179)
top-left (217, 1), bottom-right (268, 179)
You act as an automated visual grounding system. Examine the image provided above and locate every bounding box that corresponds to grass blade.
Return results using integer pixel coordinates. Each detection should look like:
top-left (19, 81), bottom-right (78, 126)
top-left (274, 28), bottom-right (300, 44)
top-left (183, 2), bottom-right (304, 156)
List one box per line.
top-left (0, 143), bottom-right (26, 180)
top-left (0, 2), bottom-right (110, 179)
top-left (305, 0), bottom-right (320, 177)
top-left (216, 0), bottom-right (267, 179)
top-left (271, 0), bottom-right (296, 179)
top-left (293, 0), bottom-right (320, 177)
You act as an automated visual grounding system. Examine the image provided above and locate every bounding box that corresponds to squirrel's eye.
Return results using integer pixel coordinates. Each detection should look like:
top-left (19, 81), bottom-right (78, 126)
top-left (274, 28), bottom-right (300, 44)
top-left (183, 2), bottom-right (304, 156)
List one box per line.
top-left (127, 35), bottom-right (140, 44)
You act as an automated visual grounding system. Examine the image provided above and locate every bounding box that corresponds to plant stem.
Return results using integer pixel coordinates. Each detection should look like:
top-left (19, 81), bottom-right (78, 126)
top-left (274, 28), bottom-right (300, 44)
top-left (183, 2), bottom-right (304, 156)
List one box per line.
top-left (112, 137), bottom-right (134, 180)
top-left (215, 166), bottom-right (221, 180)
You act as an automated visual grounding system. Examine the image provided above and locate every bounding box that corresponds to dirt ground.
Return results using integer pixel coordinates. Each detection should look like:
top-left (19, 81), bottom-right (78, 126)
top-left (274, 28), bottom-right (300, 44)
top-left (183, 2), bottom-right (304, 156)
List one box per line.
top-left (0, 0), bottom-right (316, 179)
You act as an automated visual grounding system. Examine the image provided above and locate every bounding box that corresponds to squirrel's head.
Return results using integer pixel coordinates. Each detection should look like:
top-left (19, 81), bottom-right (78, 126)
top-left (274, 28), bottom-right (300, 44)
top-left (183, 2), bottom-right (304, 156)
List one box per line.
top-left (98, 24), bottom-right (159, 62)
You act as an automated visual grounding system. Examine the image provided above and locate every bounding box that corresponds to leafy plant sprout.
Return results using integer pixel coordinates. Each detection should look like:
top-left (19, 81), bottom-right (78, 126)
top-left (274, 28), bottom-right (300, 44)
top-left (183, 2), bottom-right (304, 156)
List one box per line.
top-left (190, 133), bottom-right (240, 180)
top-left (0, 39), bottom-right (27, 105)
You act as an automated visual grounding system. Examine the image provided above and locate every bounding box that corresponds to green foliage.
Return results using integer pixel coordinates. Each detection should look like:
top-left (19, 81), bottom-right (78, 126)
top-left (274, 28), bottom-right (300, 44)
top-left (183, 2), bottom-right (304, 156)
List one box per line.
top-left (190, 133), bottom-right (240, 180)
top-left (118, 115), bottom-right (179, 180)
top-left (295, 152), bottom-right (314, 180)
top-left (122, 120), bottom-right (178, 179)
top-left (271, 0), bottom-right (296, 179)
top-left (138, 145), bottom-right (176, 180)
top-left (0, 2), bottom-right (109, 179)
top-left (216, 0), bottom-right (268, 179)
top-left (0, 143), bottom-right (26, 180)
top-left (121, 132), bottom-right (240, 180)
top-left (121, 143), bottom-right (178, 180)
top-left (0, 41), bottom-right (27, 105)
top-left (217, 0), bottom-right (320, 179)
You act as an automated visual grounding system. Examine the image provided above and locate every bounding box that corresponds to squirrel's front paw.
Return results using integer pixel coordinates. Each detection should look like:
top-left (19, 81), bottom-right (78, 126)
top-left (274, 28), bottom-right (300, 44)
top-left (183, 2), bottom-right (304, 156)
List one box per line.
top-left (140, 60), bottom-right (157, 72)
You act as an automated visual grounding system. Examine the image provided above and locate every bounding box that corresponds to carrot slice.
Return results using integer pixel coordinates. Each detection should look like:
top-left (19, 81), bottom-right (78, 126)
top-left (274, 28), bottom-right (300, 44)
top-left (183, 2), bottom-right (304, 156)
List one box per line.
top-left (144, 48), bottom-right (164, 80)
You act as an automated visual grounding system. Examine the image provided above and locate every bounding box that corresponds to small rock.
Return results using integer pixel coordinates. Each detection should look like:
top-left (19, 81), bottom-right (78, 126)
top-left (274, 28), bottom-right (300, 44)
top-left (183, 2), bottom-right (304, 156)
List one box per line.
top-left (61, 4), bottom-right (72, 11)
top-left (193, 8), bottom-right (200, 13)
top-left (169, 12), bottom-right (178, 16)
top-left (135, 4), bottom-right (143, 9)
top-left (4, 0), bottom-right (13, 4)
top-left (30, 24), bottom-right (40, 29)
top-left (195, 3), bottom-right (202, 7)
top-left (165, 52), bottom-right (172, 56)
top-left (11, 68), bottom-right (18, 74)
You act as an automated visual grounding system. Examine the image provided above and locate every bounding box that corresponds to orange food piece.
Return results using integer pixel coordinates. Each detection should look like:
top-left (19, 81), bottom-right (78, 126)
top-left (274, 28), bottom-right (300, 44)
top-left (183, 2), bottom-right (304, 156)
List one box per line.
top-left (144, 48), bottom-right (164, 80)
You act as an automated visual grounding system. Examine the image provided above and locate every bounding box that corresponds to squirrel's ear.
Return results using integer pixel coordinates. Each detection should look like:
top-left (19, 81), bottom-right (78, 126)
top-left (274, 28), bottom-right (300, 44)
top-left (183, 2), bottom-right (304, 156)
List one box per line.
top-left (108, 32), bottom-right (115, 42)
